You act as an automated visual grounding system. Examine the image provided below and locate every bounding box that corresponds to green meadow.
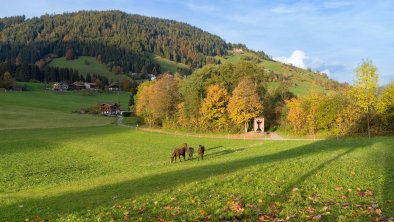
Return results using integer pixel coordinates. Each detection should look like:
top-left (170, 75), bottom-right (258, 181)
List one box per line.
top-left (0, 83), bottom-right (129, 129)
top-left (152, 54), bottom-right (190, 74)
top-left (0, 85), bottom-right (393, 221)
top-left (221, 51), bottom-right (330, 96)
top-left (48, 56), bottom-right (128, 81)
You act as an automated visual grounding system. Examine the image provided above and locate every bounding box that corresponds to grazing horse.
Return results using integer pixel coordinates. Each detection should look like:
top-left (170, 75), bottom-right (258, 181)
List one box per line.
top-left (198, 144), bottom-right (205, 160)
top-left (187, 147), bottom-right (194, 160)
top-left (170, 144), bottom-right (188, 163)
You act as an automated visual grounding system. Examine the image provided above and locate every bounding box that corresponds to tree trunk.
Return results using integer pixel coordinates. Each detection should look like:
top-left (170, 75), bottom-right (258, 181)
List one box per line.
top-left (367, 113), bottom-right (371, 139)
top-left (244, 122), bottom-right (248, 133)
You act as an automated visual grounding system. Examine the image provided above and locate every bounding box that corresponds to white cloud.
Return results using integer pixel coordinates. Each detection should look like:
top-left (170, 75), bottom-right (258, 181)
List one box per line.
top-left (321, 69), bottom-right (331, 76)
top-left (274, 50), bottom-right (308, 69)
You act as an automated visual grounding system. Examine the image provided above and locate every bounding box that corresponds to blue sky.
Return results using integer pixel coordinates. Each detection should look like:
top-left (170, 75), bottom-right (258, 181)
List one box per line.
top-left (1, 0), bottom-right (393, 85)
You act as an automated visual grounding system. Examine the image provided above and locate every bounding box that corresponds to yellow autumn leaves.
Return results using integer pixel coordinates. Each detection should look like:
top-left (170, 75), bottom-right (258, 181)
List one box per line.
top-left (136, 75), bottom-right (263, 132)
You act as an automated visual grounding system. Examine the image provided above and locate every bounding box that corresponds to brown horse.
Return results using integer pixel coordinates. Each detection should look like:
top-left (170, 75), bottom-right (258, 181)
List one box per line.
top-left (198, 144), bottom-right (205, 160)
top-left (187, 147), bottom-right (194, 160)
top-left (170, 143), bottom-right (188, 163)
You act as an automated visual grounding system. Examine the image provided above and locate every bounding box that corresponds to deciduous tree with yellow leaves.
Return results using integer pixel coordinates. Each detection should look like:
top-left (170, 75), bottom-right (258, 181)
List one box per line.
top-left (227, 79), bottom-right (263, 132)
top-left (200, 84), bottom-right (229, 129)
top-left (377, 82), bottom-right (394, 130)
top-left (350, 60), bottom-right (379, 138)
top-left (135, 81), bottom-right (155, 127)
top-left (285, 97), bottom-right (305, 134)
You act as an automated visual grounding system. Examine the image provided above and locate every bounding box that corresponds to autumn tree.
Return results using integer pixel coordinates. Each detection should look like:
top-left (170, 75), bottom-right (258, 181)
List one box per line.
top-left (122, 79), bottom-right (130, 91)
top-left (228, 78), bottom-right (263, 132)
top-left (0, 71), bottom-right (15, 89)
top-left (285, 98), bottom-right (305, 134)
top-left (95, 79), bottom-right (102, 89)
top-left (135, 74), bottom-right (180, 127)
top-left (200, 84), bottom-right (229, 129)
top-left (316, 92), bottom-right (358, 137)
top-left (377, 82), bottom-right (394, 130)
top-left (303, 90), bottom-right (321, 137)
top-left (351, 60), bottom-right (379, 138)
top-left (135, 81), bottom-right (155, 127)
top-left (65, 47), bottom-right (74, 60)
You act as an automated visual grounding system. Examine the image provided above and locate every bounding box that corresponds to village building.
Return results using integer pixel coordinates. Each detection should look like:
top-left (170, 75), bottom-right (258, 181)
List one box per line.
top-left (233, 48), bottom-right (244, 54)
top-left (108, 82), bottom-right (120, 91)
top-left (147, 74), bottom-right (156, 81)
top-left (98, 102), bottom-right (120, 116)
top-left (84, 83), bottom-right (97, 90)
top-left (72, 81), bottom-right (86, 90)
top-left (72, 82), bottom-right (86, 90)
top-left (52, 82), bottom-right (69, 91)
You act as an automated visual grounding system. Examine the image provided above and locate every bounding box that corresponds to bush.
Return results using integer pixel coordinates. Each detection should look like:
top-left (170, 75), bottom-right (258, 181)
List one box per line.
top-left (79, 90), bottom-right (95, 96)
top-left (122, 111), bottom-right (133, 117)
top-left (78, 105), bottom-right (100, 114)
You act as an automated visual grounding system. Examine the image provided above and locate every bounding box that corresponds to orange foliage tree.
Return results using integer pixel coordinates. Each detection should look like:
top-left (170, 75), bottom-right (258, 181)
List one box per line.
top-left (228, 79), bottom-right (263, 132)
top-left (285, 98), bottom-right (305, 134)
top-left (65, 47), bottom-right (74, 60)
top-left (135, 74), bottom-right (180, 127)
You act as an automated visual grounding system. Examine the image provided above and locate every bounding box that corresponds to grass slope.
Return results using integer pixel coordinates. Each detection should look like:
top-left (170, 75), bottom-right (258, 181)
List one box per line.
top-left (152, 54), bottom-right (190, 74)
top-left (221, 51), bottom-right (330, 96)
top-left (0, 84), bottom-right (392, 221)
top-left (0, 126), bottom-right (392, 221)
top-left (0, 82), bottom-right (129, 130)
top-left (48, 56), bottom-right (127, 81)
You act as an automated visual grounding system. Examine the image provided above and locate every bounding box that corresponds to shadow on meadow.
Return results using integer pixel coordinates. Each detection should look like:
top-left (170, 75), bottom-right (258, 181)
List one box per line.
top-left (1, 137), bottom-right (392, 221)
top-left (207, 145), bottom-right (223, 151)
top-left (0, 125), bottom-right (122, 155)
top-left (205, 148), bottom-right (246, 158)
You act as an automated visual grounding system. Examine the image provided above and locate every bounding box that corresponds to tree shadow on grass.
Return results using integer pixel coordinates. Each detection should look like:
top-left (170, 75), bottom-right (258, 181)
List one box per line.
top-left (205, 148), bottom-right (246, 157)
top-left (207, 145), bottom-right (223, 151)
top-left (271, 147), bottom-right (358, 221)
top-left (0, 137), bottom-right (386, 221)
top-left (0, 125), bottom-right (131, 155)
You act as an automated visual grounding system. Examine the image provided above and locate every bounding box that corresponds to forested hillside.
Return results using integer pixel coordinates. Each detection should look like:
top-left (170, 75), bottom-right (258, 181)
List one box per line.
top-left (0, 10), bottom-right (227, 73)
top-left (0, 10), bottom-right (347, 96)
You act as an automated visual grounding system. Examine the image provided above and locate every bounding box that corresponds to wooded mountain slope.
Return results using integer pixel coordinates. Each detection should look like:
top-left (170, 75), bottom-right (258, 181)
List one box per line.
top-left (0, 11), bottom-right (227, 72)
top-left (0, 11), bottom-right (346, 93)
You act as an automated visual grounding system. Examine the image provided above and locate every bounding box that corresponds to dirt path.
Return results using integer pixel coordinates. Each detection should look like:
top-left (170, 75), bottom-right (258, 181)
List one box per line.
top-left (269, 132), bottom-right (285, 140)
top-left (117, 116), bottom-right (322, 141)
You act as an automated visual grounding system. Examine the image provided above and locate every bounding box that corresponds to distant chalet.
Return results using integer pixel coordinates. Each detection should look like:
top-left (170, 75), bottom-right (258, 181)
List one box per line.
top-left (233, 48), bottom-right (244, 54)
top-left (99, 103), bottom-right (120, 116)
top-left (52, 81), bottom-right (122, 91)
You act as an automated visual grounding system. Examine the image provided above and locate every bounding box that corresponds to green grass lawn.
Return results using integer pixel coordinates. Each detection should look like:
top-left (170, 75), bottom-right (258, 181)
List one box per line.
top-left (48, 56), bottom-right (128, 81)
top-left (1, 85), bottom-right (393, 221)
top-left (0, 83), bottom-right (130, 130)
top-left (221, 53), bottom-right (331, 96)
top-left (0, 125), bottom-right (393, 221)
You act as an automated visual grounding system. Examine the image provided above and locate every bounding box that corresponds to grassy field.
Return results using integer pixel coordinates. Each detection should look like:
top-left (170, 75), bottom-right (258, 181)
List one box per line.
top-left (152, 54), bottom-right (190, 74)
top-left (0, 126), bottom-right (393, 221)
top-left (220, 51), bottom-right (330, 96)
top-left (0, 82), bottom-right (129, 129)
top-left (1, 84), bottom-right (393, 221)
top-left (48, 56), bottom-right (128, 81)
